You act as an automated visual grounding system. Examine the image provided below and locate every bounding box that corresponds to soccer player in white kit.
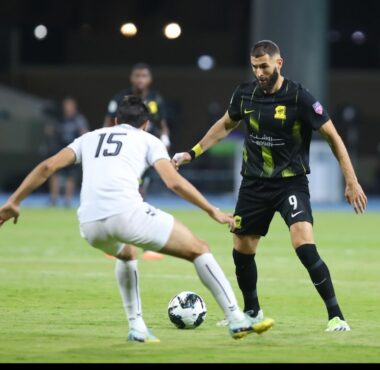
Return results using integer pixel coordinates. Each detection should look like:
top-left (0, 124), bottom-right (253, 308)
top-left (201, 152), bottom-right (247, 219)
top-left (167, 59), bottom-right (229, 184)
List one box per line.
top-left (0, 96), bottom-right (274, 342)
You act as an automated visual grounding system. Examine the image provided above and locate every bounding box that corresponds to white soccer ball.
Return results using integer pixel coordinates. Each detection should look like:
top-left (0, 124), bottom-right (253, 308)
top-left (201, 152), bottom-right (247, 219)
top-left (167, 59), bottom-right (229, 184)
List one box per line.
top-left (168, 291), bottom-right (207, 329)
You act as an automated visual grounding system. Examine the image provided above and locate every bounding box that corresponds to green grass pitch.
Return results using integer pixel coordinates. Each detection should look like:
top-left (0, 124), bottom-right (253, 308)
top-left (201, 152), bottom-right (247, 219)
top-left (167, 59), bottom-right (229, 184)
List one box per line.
top-left (0, 208), bottom-right (379, 363)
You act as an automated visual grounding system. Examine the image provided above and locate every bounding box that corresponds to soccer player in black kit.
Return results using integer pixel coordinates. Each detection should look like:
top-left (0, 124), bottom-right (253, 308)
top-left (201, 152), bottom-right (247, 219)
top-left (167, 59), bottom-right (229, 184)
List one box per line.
top-left (105, 63), bottom-right (171, 261)
top-left (173, 40), bottom-right (367, 332)
top-left (104, 63), bottom-right (170, 150)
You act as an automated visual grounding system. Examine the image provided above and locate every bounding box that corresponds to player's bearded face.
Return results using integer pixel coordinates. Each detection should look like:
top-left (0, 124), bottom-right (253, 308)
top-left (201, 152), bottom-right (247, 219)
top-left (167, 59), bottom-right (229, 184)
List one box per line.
top-left (256, 67), bottom-right (279, 93)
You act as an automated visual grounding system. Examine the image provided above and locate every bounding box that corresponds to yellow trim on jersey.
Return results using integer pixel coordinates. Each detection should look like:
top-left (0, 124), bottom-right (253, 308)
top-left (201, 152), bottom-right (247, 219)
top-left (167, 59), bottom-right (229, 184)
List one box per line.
top-left (300, 157), bottom-right (307, 174)
top-left (242, 145), bottom-right (248, 163)
top-left (292, 121), bottom-right (302, 142)
top-left (251, 86), bottom-right (258, 101)
top-left (261, 147), bottom-right (274, 177)
top-left (249, 116), bottom-right (259, 132)
top-left (282, 168), bottom-right (296, 177)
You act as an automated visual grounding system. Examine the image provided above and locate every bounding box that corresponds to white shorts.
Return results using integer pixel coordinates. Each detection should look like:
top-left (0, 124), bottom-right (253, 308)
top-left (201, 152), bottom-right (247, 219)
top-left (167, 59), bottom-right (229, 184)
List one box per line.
top-left (79, 203), bottom-right (174, 256)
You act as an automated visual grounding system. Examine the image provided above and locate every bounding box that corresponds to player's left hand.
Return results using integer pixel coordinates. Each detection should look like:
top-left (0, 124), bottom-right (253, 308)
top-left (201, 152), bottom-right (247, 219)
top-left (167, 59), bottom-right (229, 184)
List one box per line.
top-left (0, 201), bottom-right (20, 227)
top-left (172, 152), bottom-right (192, 170)
top-left (208, 207), bottom-right (236, 231)
top-left (345, 181), bottom-right (367, 214)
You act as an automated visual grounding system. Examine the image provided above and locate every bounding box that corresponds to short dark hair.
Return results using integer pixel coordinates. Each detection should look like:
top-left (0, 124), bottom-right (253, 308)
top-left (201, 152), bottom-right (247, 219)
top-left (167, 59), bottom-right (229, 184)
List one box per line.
top-left (131, 62), bottom-right (152, 74)
top-left (116, 95), bottom-right (150, 127)
top-left (251, 40), bottom-right (281, 58)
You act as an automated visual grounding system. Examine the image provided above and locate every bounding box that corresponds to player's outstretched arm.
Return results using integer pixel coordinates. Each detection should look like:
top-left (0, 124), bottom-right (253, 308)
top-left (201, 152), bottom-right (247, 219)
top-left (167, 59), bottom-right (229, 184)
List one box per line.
top-left (0, 148), bottom-right (76, 227)
top-left (172, 111), bottom-right (240, 168)
top-left (319, 120), bottom-right (368, 214)
top-left (154, 159), bottom-right (235, 229)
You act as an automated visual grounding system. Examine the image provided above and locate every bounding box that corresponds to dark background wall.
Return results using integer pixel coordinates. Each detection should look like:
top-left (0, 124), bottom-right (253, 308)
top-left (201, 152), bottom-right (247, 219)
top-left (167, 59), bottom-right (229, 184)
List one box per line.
top-left (3, 67), bottom-right (378, 145)
top-left (1, 0), bottom-right (380, 194)
top-left (1, 65), bottom-right (379, 189)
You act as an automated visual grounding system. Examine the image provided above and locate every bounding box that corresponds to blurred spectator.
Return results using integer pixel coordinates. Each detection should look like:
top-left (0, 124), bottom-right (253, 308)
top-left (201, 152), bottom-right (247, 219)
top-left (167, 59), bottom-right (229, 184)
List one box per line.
top-left (45, 97), bottom-right (89, 207)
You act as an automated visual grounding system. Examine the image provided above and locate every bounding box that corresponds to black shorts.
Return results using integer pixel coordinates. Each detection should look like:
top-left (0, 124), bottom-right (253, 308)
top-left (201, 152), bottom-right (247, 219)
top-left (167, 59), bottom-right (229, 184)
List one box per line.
top-left (233, 175), bottom-right (313, 236)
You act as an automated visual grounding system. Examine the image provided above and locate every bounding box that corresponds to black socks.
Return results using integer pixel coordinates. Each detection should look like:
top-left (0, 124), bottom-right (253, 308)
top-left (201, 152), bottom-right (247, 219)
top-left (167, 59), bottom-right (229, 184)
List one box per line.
top-left (232, 249), bottom-right (260, 316)
top-left (233, 244), bottom-right (344, 321)
top-left (296, 244), bottom-right (344, 320)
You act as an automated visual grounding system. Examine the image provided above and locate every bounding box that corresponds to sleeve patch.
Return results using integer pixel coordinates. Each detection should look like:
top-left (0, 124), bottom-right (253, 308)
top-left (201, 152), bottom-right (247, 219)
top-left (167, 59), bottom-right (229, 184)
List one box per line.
top-left (312, 101), bottom-right (323, 115)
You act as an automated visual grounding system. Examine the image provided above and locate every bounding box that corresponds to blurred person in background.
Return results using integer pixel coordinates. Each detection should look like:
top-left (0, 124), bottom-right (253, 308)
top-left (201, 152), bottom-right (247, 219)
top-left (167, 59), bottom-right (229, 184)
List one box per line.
top-left (45, 97), bottom-right (89, 207)
top-left (105, 63), bottom-right (171, 260)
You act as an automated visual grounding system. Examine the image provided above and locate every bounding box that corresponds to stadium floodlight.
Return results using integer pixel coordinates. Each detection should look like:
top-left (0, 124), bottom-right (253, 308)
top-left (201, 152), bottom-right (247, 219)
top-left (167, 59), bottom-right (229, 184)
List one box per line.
top-left (351, 30), bottom-right (366, 45)
top-left (197, 55), bottom-right (215, 71)
top-left (34, 25), bottom-right (48, 40)
top-left (120, 23), bottom-right (138, 37)
top-left (164, 23), bottom-right (181, 39)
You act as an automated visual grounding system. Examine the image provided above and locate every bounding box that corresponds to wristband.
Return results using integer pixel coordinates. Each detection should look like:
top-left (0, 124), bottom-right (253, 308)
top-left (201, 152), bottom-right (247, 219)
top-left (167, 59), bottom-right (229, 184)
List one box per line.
top-left (188, 143), bottom-right (203, 161)
top-left (188, 150), bottom-right (196, 161)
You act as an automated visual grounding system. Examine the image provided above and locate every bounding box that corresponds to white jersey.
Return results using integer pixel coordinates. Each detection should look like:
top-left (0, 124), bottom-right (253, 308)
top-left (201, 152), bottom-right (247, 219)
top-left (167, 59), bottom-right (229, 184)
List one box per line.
top-left (68, 124), bottom-right (170, 224)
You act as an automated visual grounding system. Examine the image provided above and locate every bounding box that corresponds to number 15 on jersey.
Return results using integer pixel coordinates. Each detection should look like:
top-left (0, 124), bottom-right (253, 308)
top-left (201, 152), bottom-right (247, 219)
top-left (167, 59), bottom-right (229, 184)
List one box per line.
top-left (95, 133), bottom-right (127, 158)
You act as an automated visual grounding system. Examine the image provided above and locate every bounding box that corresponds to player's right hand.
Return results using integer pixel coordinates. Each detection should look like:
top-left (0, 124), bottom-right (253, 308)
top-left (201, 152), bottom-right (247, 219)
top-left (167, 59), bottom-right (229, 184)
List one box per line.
top-left (345, 181), bottom-right (367, 214)
top-left (171, 152), bottom-right (192, 170)
top-left (0, 201), bottom-right (20, 227)
top-left (208, 207), bottom-right (236, 232)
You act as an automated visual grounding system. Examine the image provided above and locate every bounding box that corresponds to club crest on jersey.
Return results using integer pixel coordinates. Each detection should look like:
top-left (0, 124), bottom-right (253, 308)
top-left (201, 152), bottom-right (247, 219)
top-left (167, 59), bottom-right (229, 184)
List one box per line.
top-left (274, 105), bottom-right (286, 120)
top-left (148, 101), bottom-right (158, 114)
top-left (312, 101), bottom-right (323, 115)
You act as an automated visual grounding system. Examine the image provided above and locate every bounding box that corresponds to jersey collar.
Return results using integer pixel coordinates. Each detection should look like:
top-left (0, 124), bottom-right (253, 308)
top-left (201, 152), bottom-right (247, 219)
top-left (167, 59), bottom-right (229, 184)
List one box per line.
top-left (255, 77), bottom-right (288, 97)
top-left (120, 123), bottom-right (138, 130)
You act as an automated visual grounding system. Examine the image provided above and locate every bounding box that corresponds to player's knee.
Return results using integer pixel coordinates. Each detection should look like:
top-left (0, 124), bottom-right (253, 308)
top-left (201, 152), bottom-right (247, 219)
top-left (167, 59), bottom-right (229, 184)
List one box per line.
top-left (291, 234), bottom-right (314, 248)
top-left (187, 240), bottom-right (210, 261)
top-left (292, 237), bottom-right (309, 248)
top-left (290, 222), bottom-right (314, 248)
top-left (116, 245), bottom-right (138, 261)
top-left (233, 235), bottom-right (259, 254)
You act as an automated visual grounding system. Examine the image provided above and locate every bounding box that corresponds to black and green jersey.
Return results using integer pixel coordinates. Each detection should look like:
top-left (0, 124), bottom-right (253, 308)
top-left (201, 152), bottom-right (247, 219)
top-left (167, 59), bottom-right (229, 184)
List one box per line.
top-left (228, 78), bottom-right (330, 179)
top-left (107, 88), bottom-right (167, 137)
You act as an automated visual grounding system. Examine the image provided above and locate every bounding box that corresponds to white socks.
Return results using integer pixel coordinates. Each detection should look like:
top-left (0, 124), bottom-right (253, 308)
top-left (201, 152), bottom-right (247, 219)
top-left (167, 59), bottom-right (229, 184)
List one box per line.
top-left (115, 259), bottom-right (147, 332)
top-left (194, 253), bottom-right (245, 323)
top-left (115, 253), bottom-right (246, 330)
